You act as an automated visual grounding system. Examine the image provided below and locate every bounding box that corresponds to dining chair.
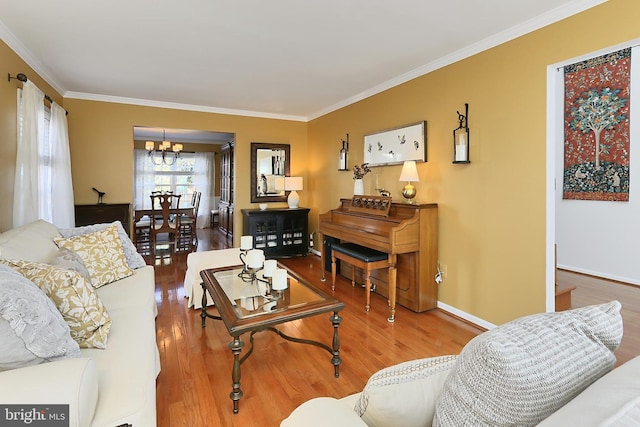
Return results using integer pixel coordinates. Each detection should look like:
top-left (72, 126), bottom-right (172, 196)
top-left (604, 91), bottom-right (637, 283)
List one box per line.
top-left (133, 213), bottom-right (152, 253)
top-left (150, 192), bottom-right (182, 254)
top-left (178, 191), bottom-right (201, 250)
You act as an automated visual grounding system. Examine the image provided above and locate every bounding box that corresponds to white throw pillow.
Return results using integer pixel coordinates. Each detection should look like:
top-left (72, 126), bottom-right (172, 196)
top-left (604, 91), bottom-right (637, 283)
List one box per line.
top-left (433, 301), bottom-right (623, 427)
top-left (0, 219), bottom-right (61, 263)
top-left (59, 221), bottom-right (146, 270)
top-left (354, 355), bottom-right (458, 427)
top-left (0, 264), bottom-right (80, 371)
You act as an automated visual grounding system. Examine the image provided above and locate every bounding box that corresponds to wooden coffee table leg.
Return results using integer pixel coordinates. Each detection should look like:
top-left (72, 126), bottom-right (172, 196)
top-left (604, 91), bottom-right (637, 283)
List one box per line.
top-left (229, 336), bottom-right (245, 413)
top-left (330, 311), bottom-right (342, 378)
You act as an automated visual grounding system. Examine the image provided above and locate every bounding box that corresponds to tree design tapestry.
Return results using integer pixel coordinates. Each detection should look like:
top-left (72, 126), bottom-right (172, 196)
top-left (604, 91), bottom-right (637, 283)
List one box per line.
top-left (563, 48), bottom-right (630, 201)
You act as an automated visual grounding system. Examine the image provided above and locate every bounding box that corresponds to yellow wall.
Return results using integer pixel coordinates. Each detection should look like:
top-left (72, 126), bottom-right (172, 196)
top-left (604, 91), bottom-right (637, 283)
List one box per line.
top-left (308, 0), bottom-right (640, 323)
top-left (63, 98), bottom-right (308, 243)
top-left (1, 0), bottom-right (639, 325)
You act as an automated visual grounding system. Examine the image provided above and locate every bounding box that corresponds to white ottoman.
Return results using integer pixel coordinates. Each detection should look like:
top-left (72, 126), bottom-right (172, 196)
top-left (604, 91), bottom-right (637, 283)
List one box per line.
top-left (184, 248), bottom-right (242, 308)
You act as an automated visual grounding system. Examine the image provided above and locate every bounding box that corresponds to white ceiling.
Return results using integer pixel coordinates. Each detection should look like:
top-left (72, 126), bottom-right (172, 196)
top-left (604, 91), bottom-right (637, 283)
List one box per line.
top-left (0, 0), bottom-right (604, 122)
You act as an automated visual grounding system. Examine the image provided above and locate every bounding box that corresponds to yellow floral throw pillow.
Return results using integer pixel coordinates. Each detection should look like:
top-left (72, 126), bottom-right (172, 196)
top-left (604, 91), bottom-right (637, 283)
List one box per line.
top-left (0, 260), bottom-right (112, 349)
top-left (54, 223), bottom-right (133, 288)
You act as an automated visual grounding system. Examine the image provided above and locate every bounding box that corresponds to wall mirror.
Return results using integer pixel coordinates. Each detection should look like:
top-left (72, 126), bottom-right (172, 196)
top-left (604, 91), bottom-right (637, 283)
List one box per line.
top-left (250, 142), bottom-right (290, 203)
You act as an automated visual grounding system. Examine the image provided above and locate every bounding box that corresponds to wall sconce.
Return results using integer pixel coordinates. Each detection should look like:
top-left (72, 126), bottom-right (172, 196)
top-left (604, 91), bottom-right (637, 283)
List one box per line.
top-left (284, 176), bottom-right (303, 208)
top-left (399, 160), bottom-right (420, 203)
top-left (453, 103), bottom-right (470, 164)
top-left (339, 133), bottom-right (349, 171)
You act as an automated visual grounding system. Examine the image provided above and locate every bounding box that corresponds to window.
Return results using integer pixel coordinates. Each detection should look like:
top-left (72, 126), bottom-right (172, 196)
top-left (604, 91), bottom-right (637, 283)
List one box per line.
top-left (38, 107), bottom-right (52, 220)
top-left (152, 154), bottom-right (196, 204)
top-left (134, 149), bottom-right (215, 227)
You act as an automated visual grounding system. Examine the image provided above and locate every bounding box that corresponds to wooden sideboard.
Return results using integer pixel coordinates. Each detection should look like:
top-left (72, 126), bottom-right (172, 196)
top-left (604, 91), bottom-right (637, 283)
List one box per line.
top-left (74, 203), bottom-right (130, 235)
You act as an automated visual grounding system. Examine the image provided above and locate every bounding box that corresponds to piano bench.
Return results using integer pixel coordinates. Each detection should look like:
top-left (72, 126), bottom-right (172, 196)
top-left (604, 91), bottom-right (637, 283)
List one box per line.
top-left (331, 242), bottom-right (389, 312)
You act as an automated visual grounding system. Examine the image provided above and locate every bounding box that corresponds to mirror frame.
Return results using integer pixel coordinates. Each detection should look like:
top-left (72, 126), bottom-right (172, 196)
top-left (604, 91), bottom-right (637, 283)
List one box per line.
top-left (250, 142), bottom-right (290, 203)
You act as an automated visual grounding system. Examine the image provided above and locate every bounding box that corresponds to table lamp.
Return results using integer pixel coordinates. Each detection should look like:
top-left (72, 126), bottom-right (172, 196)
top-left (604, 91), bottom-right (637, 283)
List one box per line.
top-left (399, 161), bottom-right (419, 203)
top-left (284, 177), bottom-right (303, 208)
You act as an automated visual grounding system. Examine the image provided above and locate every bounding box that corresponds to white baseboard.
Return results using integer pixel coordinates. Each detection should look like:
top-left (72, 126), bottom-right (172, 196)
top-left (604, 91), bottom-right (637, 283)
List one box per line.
top-left (437, 301), bottom-right (496, 331)
top-left (558, 264), bottom-right (640, 287)
top-left (308, 249), bottom-right (494, 330)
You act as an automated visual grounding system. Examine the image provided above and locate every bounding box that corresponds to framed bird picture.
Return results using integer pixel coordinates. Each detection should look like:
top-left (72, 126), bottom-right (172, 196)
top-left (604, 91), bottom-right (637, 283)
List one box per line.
top-left (363, 121), bottom-right (427, 166)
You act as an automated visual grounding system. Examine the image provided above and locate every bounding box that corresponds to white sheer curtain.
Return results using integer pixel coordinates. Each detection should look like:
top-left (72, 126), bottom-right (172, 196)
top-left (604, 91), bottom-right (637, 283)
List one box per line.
top-left (133, 149), bottom-right (215, 228)
top-left (48, 102), bottom-right (74, 228)
top-left (13, 81), bottom-right (44, 228)
top-left (193, 151), bottom-right (215, 228)
top-left (133, 149), bottom-right (157, 210)
top-left (13, 81), bottom-right (75, 228)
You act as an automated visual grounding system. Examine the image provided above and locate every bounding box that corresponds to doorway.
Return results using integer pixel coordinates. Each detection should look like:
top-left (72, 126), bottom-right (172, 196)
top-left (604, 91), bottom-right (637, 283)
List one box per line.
top-left (131, 126), bottom-right (234, 242)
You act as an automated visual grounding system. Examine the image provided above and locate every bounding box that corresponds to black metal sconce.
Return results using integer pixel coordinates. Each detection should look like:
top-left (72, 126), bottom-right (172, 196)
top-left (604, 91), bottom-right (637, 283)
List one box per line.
top-left (339, 133), bottom-right (349, 171)
top-left (453, 103), bottom-right (470, 164)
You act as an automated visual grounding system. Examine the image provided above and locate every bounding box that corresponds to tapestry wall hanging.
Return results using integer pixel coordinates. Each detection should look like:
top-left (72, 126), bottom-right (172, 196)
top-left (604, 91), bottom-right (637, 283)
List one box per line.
top-left (563, 47), bottom-right (631, 201)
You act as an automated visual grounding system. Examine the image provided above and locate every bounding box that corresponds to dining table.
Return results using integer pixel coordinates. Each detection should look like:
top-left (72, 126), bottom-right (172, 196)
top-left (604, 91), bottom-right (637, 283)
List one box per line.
top-left (133, 207), bottom-right (195, 223)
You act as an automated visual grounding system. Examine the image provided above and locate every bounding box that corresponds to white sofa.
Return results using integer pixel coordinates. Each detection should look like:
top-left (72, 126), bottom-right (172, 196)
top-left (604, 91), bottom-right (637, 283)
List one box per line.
top-left (0, 220), bottom-right (160, 427)
top-left (283, 301), bottom-right (640, 427)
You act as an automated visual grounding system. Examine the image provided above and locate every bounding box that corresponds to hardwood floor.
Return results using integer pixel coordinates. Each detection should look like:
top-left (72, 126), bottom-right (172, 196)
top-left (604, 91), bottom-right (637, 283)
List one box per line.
top-left (557, 269), bottom-right (640, 366)
top-left (151, 230), bottom-right (639, 426)
top-left (152, 229), bottom-right (483, 426)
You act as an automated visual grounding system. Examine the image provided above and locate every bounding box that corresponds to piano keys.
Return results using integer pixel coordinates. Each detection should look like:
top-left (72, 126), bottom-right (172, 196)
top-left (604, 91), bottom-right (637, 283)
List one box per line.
top-left (319, 198), bottom-right (438, 314)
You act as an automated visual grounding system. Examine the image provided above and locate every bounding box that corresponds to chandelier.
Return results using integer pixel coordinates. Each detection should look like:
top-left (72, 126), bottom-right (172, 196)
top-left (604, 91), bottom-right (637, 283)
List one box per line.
top-left (145, 129), bottom-right (183, 166)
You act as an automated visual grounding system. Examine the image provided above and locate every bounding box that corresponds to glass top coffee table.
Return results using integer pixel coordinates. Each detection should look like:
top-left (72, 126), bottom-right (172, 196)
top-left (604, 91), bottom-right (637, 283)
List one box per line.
top-left (199, 264), bottom-right (345, 414)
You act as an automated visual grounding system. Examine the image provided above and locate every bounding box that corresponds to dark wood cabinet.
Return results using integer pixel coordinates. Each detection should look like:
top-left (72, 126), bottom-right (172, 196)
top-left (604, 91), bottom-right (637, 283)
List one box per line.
top-left (74, 203), bottom-right (130, 235)
top-left (219, 142), bottom-right (234, 238)
top-left (242, 208), bottom-right (310, 258)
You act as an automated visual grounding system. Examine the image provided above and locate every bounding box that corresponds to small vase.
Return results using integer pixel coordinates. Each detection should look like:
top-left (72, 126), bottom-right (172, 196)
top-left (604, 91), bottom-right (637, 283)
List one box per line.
top-left (353, 179), bottom-right (364, 196)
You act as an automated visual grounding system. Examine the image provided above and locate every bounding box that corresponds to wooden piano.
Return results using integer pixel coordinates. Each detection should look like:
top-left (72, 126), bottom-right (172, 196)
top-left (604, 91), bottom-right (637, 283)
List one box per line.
top-left (319, 197), bottom-right (438, 315)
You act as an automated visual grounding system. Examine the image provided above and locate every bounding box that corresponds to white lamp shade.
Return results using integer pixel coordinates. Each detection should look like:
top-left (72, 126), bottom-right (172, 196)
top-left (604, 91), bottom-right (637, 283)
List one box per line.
top-left (399, 161), bottom-right (420, 182)
top-left (274, 176), bottom-right (285, 191)
top-left (284, 176), bottom-right (303, 191)
top-left (145, 141), bottom-right (155, 151)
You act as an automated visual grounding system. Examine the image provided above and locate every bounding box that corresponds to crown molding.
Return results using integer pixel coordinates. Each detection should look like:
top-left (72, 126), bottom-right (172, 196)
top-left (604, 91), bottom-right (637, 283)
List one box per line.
top-left (63, 92), bottom-right (308, 122)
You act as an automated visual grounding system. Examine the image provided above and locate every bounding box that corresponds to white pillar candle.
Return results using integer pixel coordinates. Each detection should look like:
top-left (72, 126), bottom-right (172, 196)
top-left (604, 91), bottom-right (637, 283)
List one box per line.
top-left (263, 259), bottom-right (277, 277)
top-left (246, 249), bottom-right (264, 269)
top-left (272, 268), bottom-right (288, 290)
top-left (240, 235), bottom-right (253, 250)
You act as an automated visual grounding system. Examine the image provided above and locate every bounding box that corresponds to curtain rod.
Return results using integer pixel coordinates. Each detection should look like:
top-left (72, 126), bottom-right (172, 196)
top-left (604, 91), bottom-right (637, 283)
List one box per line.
top-left (8, 73), bottom-right (68, 115)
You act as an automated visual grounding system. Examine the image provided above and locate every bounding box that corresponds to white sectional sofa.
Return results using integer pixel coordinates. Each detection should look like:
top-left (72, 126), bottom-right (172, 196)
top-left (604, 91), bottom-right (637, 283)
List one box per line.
top-left (283, 301), bottom-right (640, 427)
top-left (0, 220), bottom-right (159, 427)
